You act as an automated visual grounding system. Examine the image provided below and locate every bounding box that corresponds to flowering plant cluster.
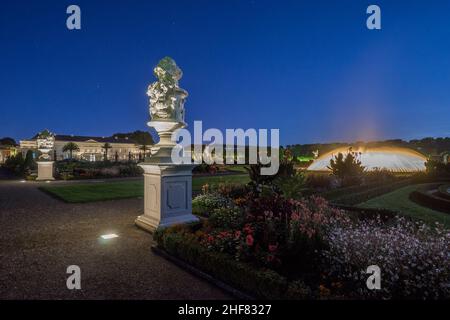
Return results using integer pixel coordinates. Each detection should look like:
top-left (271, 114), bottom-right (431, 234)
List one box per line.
top-left (322, 217), bottom-right (450, 299)
top-left (191, 182), bottom-right (450, 299)
top-left (199, 189), bottom-right (348, 275)
top-left (192, 192), bottom-right (232, 216)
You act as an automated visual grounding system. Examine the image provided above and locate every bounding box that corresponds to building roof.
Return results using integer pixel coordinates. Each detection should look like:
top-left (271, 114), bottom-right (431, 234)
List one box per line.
top-left (26, 134), bottom-right (136, 144)
top-left (54, 135), bottom-right (134, 144)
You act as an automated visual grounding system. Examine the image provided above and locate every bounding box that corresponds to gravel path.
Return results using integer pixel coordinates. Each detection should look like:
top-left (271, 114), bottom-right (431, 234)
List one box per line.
top-left (0, 179), bottom-right (230, 299)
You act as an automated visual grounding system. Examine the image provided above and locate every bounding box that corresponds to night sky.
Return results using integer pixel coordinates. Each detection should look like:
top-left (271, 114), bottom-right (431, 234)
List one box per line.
top-left (1, 0), bottom-right (449, 145)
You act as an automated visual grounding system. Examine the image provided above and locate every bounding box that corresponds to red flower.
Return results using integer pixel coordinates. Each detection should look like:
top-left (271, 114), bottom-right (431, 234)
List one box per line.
top-left (243, 224), bottom-right (254, 235)
top-left (246, 234), bottom-right (254, 246)
top-left (234, 230), bottom-right (241, 239)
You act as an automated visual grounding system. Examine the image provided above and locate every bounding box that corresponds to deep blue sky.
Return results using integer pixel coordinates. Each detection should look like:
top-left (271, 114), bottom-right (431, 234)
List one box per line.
top-left (1, 0), bottom-right (449, 145)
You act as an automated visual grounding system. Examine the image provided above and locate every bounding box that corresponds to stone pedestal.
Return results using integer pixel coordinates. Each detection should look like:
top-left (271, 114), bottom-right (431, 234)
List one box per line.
top-left (135, 163), bottom-right (198, 233)
top-left (36, 161), bottom-right (55, 181)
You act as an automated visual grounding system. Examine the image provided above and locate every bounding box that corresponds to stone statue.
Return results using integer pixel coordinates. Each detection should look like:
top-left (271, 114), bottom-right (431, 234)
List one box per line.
top-left (135, 57), bottom-right (198, 232)
top-left (145, 57), bottom-right (189, 162)
top-left (147, 57), bottom-right (187, 123)
top-left (36, 129), bottom-right (55, 161)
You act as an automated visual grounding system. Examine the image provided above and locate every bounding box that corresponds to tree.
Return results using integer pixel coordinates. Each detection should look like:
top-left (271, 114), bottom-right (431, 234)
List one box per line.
top-left (328, 152), bottom-right (365, 186)
top-left (425, 159), bottom-right (450, 178)
top-left (139, 144), bottom-right (149, 160)
top-left (112, 130), bottom-right (154, 145)
top-left (102, 143), bottom-right (112, 161)
top-left (4, 153), bottom-right (24, 175)
top-left (0, 137), bottom-right (17, 146)
top-left (23, 150), bottom-right (36, 171)
top-left (62, 142), bottom-right (80, 160)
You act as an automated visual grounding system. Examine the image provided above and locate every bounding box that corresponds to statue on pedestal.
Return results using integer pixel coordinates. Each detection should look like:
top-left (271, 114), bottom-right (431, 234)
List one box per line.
top-left (135, 57), bottom-right (197, 232)
top-left (36, 129), bottom-right (55, 181)
top-left (36, 129), bottom-right (55, 161)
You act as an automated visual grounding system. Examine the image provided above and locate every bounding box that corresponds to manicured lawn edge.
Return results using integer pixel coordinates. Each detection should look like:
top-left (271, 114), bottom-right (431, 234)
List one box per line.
top-left (153, 226), bottom-right (313, 300)
top-left (38, 186), bottom-right (73, 203)
top-left (38, 181), bottom-right (144, 203)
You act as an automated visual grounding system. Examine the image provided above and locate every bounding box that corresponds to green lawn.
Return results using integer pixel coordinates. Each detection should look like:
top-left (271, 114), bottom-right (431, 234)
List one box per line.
top-left (40, 180), bottom-right (145, 203)
top-left (358, 183), bottom-right (450, 227)
top-left (41, 174), bottom-right (249, 203)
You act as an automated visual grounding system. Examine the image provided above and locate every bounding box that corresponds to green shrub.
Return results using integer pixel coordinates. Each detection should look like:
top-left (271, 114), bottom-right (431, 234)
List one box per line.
top-left (192, 193), bottom-right (232, 216)
top-left (4, 153), bottom-right (25, 176)
top-left (285, 280), bottom-right (314, 300)
top-left (274, 173), bottom-right (306, 199)
top-left (209, 207), bottom-right (244, 229)
top-left (328, 152), bottom-right (365, 186)
top-left (305, 173), bottom-right (333, 190)
top-left (425, 159), bottom-right (450, 178)
top-left (154, 229), bottom-right (310, 299)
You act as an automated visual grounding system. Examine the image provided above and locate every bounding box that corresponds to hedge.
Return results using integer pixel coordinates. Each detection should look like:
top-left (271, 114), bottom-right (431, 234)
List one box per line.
top-left (409, 187), bottom-right (450, 214)
top-left (153, 227), bottom-right (313, 300)
top-left (322, 182), bottom-right (381, 201)
top-left (331, 180), bottom-right (412, 206)
top-left (437, 184), bottom-right (450, 201)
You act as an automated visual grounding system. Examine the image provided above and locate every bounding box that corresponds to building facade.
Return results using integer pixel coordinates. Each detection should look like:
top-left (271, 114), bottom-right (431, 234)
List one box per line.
top-left (20, 134), bottom-right (148, 162)
top-left (0, 145), bottom-right (17, 164)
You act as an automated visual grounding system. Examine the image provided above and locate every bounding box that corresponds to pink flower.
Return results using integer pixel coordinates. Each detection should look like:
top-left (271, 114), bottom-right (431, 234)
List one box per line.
top-left (268, 244), bottom-right (278, 252)
top-left (246, 234), bottom-right (254, 246)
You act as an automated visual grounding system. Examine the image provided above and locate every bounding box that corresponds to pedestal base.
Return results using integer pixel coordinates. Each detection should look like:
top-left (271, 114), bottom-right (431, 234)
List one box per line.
top-left (36, 161), bottom-right (55, 181)
top-left (135, 163), bottom-right (198, 233)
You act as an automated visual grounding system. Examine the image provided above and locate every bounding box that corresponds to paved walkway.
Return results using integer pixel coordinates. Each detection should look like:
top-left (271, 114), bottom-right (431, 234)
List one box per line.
top-left (0, 179), bottom-right (230, 299)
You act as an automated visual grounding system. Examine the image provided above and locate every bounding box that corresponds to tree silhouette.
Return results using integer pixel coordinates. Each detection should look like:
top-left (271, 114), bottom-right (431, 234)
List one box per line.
top-left (102, 143), bottom-right (112, 161)
top-left (62, 142), bottom-right (80, 160)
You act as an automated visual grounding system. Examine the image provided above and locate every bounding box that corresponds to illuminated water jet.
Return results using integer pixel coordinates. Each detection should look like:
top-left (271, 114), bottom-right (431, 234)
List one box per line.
top-left (307, 146), bottom-right (427, 172)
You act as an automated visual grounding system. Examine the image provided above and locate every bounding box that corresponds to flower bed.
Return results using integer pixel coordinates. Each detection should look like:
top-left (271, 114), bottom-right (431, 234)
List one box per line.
top-left (157, 184), bottom-right (450, 299)
top-left (154, 225), bottom-right (311, 299)
top-left (55, 160), bottom-right (143, 180)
